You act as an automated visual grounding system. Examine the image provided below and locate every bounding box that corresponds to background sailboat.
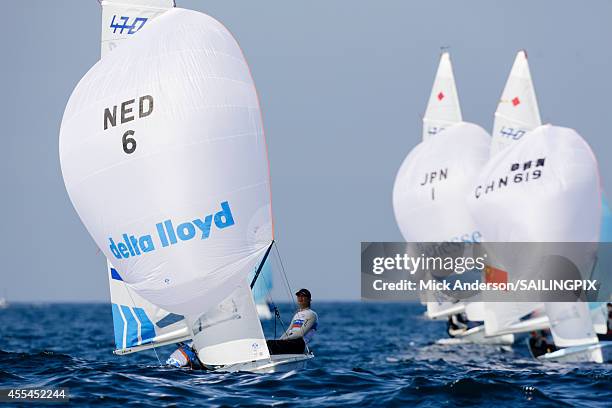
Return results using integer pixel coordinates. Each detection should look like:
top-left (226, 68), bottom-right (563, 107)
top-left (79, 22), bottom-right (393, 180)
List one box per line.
top-left (469, 123), bottom-right (610, 363)
top-left (419, 52), bottom-right (465, 321)
top-left (393, 52), bottom-right (512, 345)
top-left (483, 51), bottom-right (550, 339)
top-left (60, 5), bottom-right (311, 372)
top-left (483, 51), bottom-right (612, 362)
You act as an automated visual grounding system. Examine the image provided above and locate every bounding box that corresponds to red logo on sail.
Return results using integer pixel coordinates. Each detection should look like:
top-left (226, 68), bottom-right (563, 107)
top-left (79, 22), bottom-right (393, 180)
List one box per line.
top-left (512, 97), bottom-right (521, 106)
top-left (437, 92), bottom-right (445, 101)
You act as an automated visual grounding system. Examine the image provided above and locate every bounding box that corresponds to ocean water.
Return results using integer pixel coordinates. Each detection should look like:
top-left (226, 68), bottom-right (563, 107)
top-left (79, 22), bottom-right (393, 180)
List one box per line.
top-left (0, 302), bottom-right (610, 407)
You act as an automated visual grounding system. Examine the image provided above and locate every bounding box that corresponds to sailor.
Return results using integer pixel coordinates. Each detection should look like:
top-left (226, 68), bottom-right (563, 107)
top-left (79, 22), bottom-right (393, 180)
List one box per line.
top-left (266, 289), bottom-right (318, 355)
top-left (166, 342), bottom-right (203, 369)
top-left (528, 330), bottom-right (556, 357)
top-left (446, 313), bottom-right (469, 337)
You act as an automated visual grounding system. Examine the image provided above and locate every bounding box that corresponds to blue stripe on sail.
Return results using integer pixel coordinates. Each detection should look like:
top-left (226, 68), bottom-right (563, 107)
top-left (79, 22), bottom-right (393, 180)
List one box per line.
top-left (133, 307), bottom-right (156, 345)
top-left (111, 303), bottom-right (125, 349)
top-left (156, 313), bottom-right (184, 328)
top-left (120, 305), bottom-right (139, 347)
top-left (110, 268), bottom-right (123, 281)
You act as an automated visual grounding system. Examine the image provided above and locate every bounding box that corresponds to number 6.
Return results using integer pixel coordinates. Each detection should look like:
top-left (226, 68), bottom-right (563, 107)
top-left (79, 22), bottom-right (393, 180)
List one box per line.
top-left (122, 130), bottom-right (136, 154)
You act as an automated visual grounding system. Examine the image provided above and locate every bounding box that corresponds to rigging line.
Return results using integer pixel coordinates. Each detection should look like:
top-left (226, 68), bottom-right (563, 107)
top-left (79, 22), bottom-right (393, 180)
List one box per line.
top-left (152, 345), bottom-right (162, 366)
top-left (273, 242), bottom-right (297, 310)
top-left (256, 267), bottom-right (286, 337)
top-left (272, 243), bottom-right (311, 354)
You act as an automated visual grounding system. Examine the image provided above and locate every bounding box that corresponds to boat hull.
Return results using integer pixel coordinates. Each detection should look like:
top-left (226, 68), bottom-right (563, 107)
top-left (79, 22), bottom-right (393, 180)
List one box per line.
top-left (535, 341), bottom-right (612, 363)
top-left (210, 353), bottom-right (314, 373)
top-left (436, 325), bottom-right (514, 345)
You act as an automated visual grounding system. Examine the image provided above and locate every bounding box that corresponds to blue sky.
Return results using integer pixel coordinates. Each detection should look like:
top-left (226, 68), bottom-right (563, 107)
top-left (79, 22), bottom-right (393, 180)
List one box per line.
top-left (1, 0), bottom-right (611, 301)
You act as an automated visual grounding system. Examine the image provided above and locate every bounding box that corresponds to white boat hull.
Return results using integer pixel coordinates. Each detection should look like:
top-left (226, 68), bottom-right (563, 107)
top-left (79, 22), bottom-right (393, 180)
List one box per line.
top-left (210, 353), bottom-right (314, 373)
top-left (436, 325), bottom-right (514, 345)
top-left (535, 341), bottom-right (612, 363)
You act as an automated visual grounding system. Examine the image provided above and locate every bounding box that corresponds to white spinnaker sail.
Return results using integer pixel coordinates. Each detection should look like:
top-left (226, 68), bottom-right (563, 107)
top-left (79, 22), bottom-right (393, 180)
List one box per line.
top-left (99, 0), bottom-right (190, 354)
top-left (468, 125), bottom-right (602, 359)
top-left (393, 122), bottom-right (490, 322)
top-left (490, 50), bottom-right (542, 156)
top-left (393, 122), bottom-right (489, 242)
top-left (484, 50), bottom-right (546, 337)
top-left (60, 8), bottom-right (273, 326)
top-left (100, 0), bottom-right (174, 57)
top-left (422, 52), bottom-right (462, 140)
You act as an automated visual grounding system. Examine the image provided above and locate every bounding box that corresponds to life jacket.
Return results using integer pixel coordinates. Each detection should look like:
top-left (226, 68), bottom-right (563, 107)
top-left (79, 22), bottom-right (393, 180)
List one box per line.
top-left (166, 342), bottom-right (203, 369)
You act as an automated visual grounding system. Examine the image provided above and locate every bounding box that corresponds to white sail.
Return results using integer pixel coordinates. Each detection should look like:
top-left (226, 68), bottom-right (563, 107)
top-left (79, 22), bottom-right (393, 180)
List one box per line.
top-left (468, 124), bottom-right (602, 361)
top-left (100, 0), bottom-right (174, 57)
top-left (483, 51), bottom-right (546, 337)
top-left (60, 8), bottom-right (273, 322)
top-left (546, 303), bottom-right (599, 348)
top-left (417, 52), bottom-right (467, 319)
top-left (426, 303), bottom-right (466, 320)
top-left (191, 282), bottom-right (270, 366)
top-left (422, 52), bottom-right (462, 140)
top-left (393, 122), bottom-right (490, 242)
top-left (464, 302), bottom-right (486, 322)
top-left (393, 122), bottom-right (491, 335)
top-left (483, 302), bottom-right (549, 336)
top-left (108, 261), bottom-right (191, 354)
top-left (491, 50), bottom-right (542, 156)
top-left (590, 303), bottom-right (609, 335)
top-left (100, 0), bottom-right (186, 354)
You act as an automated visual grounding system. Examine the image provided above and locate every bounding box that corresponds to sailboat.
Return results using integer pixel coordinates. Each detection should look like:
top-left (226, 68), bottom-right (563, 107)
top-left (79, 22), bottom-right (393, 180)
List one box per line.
top-left (393, 52), bottom-right (512, 345)
top-left (420, 52), bottom-right (465, 322)
top-left (469, 121), bottom-right (612, 362)
top-left (483, 51), bottom-right (551, 339)
top-left (480, 51), bottom-right (612, 362)
top-left (60, 3), bottom-right (312, 372)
